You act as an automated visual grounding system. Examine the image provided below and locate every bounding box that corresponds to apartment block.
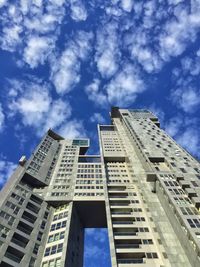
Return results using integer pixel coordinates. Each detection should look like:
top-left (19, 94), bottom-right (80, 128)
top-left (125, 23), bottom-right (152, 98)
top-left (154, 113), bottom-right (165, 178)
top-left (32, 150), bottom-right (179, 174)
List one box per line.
top-left (0, 107), bottom-right (200, 267)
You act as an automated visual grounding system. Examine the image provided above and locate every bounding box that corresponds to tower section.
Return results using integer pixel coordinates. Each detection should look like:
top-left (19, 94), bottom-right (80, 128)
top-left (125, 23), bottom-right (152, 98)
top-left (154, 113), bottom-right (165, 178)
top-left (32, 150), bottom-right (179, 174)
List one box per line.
top-left (0, 108), bottom-right (200, 267)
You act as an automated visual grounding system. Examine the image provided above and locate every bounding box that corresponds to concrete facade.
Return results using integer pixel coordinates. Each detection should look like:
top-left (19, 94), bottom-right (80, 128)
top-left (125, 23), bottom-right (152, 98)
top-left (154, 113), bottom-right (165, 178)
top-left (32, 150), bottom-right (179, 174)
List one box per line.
top-left (0, 107), bottom-right (200, 266)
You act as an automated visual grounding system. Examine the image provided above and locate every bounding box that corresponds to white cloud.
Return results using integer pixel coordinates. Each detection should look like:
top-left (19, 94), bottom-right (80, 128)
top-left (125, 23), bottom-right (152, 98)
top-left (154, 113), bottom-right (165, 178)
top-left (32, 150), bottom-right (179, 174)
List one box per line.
top-left (23, 36), bottom-right (55, 68)
top-left (1, 25), bottom-right (22, 52)
top-left (105, 63), bottom-right (145, 106)
top-left (74, 31), bottom-right (93, 60)
top-left (181, 56), bottom-right (200, 76)
top-left (131, 46), bottom-right (162, 73)
top-left (172, 87), bottom-right (200, 113)
top-left (90, 113), bottom-right (106, 124)
top-left (59, 120), bottom-right (86, 139)
top-left (0, 0), bottom-right (7, 8)
top-left (105, 6), bottom-right (123, 17)
top-left (0, 158), bottom-right (17, 188)
top-left (96, 49), bottom-right (119, 78)
top-left (164, 116), bottom-right (182, 137)
top-left (177, 128), bottom-right (200, 157)
top-left (120, 0), bottom-right (133, 12)
top-left (159, 6), bottom-right (200, 60)
top-left (164, 115), bottom-right (200, 157)
top-left (95, 22), bottom-right (120, 78)
top-left (7, 78), bottom-right (72, 135)
top-left (49, 0), bottom-right (65, 6)
top-left (84, 229), bottom-right (109, 262)
top-left (125, 26), bottom-right (163, 73)
top-left (0, 104), bottom-right (5, 132)
top-left (167, 0), bottom-right (184, 4)
top-left (85, 79), bottom-right (108, 107)
top-left (51, 31), bottom-right (93, 94)
top-left (51, 48), bottom-right (81, 94)
top-left (24, 14), bottom-right (59, 34)
top-left (0, 0), bottom-right (66, 56)
top-left (70, 0), bottom-right (87, 21)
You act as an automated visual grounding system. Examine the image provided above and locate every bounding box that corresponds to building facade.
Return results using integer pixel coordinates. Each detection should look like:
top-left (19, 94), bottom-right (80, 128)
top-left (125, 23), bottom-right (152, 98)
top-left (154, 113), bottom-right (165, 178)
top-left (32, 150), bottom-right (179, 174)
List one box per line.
top-left (0, 107), bottom-right (200, 267)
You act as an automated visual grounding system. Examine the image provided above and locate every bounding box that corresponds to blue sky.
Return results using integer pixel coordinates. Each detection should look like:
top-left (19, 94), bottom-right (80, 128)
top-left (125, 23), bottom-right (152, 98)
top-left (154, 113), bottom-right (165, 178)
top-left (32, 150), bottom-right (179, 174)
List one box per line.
top-left (0, 0), bottom-right (200, 266)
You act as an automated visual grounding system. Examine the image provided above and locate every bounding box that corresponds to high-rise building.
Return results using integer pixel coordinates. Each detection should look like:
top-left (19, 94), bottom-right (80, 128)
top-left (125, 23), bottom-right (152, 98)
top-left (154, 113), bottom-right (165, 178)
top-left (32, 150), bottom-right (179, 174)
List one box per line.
top-left (0, 107), bottom-right (200, 267)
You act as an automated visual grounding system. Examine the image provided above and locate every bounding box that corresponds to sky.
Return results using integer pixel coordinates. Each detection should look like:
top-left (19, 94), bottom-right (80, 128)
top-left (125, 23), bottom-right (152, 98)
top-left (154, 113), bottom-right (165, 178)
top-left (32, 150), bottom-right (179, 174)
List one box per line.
top-left (0, 0), bottom-right (200, 266)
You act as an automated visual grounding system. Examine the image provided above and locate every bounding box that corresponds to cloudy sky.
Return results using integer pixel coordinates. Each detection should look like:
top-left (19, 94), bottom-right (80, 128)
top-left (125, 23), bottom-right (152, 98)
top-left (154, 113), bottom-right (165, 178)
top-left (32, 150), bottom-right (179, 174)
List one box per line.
top-left (0, 0), bottom-right (200, 266)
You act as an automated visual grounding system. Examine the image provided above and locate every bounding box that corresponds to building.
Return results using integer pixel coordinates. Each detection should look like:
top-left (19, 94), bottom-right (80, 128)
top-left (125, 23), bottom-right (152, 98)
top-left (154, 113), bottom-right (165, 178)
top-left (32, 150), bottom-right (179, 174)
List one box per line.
top-left (0, 107), bottom-right (200, 267)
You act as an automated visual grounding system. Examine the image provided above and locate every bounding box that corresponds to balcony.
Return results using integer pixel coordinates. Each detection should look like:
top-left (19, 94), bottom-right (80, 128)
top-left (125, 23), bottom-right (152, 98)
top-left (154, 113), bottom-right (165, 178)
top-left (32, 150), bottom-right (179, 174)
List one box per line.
top-left (30, 194), bottom-right (43, 205)
top-left (118, 258), bottom-right (144, 264)
top-left (5, 246), bottom-right (24, 263)
top-left (115, 239), bottom-right (141, 249)
top-left (115, 232), bottom-right (137, 236)
top-left (109, 192), bottom-right (128, 198)
top-left (26, 202), bottom-right (40, 214)
top-left (108, 186), bottom-right (126, 191)
top-left (111, 208), bottom-right (132, 215)
top-left (22, 211), bottom-right (37, 224)
top-left (11, 233), bottom-right (29, 248)
top-left (17, 221), bottom-right (33, 236)
top-left (117, 252), bottom-right (145, 264)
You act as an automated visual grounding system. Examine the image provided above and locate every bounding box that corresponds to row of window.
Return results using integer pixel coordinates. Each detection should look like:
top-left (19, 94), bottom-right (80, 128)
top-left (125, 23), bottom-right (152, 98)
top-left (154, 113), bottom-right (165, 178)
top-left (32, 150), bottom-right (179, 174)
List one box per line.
top-left (11, 193), bottom-right (24, 205)
top-left (59, 164), bottom-right (73, 168)
top-left (163, 181), bottom-right (179, 187)
top-left (168, 188), bottom-right (184, 195)
top-left (0, 210), bottom-right (15, 226)
top-left (0, 224), bottom-right (10, 238)
top-left (15, 185), bottom-right (29, 197)
top-left (5, 201), bottom-right (20, 215)
top-left (77, 174), bottom-right (102, 178)
top-left (77, 169), bottom-right (102, 173)
top-left (174, 196), bottom-right (192, 205)
top-left (108, 179), bottom-right (130, 183)
top-left (78, 164), bottom-right (102, 168)
top-left (55, 204), bottom-right (68, 212)
top-left (44, 243), bottom-right (63, 257)
top-left (53, 211), bottom-right (68, 221)
top-left (76, 179), bottom-right (103, 184)
top-left (187, 219), bottom-right (200, 228)
top-left (180, 207), bottom-right (199, 216)
top-left (74, 192), bottom-right (104, 196)
top-left (50, 221), bottom-right (67, 231)
top-left (53, 185), bottom-right (69, 190)
top-left (58, 168), bottom-right (73, 172)
top-left (48, 231), bottom-right (65, 243)
top-left (108, 174), bottom-right (129, 178)
top-left (56, 174), bottom-right (71, 178)
top-left (75, 186), bottom-right (103, 190)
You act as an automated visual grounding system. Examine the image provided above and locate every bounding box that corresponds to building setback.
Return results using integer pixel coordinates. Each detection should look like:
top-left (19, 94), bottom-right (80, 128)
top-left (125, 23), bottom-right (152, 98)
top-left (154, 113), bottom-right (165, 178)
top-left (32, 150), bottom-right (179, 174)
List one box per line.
top-left (0, 107), bottom-right (200, 267)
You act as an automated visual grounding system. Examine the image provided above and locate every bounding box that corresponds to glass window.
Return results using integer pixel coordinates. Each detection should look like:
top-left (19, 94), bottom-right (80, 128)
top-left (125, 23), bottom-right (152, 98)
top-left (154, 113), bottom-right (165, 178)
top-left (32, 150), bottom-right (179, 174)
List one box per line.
top-left (51, 245), bottom-right (57, 255)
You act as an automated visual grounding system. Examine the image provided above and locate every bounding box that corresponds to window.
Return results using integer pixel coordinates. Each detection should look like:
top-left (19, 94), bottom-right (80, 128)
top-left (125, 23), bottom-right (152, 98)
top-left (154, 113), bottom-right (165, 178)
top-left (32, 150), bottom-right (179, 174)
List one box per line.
top-left (33, 243), bottom-right (39, 255)
top-left (50, 221), bottom-right (67, 231)
top-left (0, 224), bottom-right (10, 238)
top-left (37, 232), bottom-right (43, 241)
top-left (5, 201), bottom-right (20, 215)
top-left (187, 219), bottom-right (200, 228)
top-left (0, 211), bottom-right (15, 225)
